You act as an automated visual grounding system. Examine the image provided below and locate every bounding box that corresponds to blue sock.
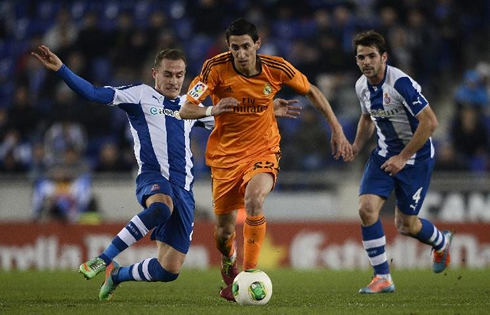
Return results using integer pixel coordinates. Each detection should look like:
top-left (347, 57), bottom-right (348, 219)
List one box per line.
top-left (99, 202), bottom-right (171, 265)
top-left (415, 218), bottom-right (446, 251)
top-left (361, 219), bottom-right (389, 275)
top-left (113, 258), bottom-right (179, 284)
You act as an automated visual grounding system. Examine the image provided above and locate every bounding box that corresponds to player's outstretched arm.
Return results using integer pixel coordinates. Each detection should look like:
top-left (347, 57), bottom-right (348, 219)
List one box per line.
top-left (306, 84), bottom-right (353, 160)
top-left (31, 45), bottom-right (114, 104)
top-left (273, 98), bottom-right (301, 119)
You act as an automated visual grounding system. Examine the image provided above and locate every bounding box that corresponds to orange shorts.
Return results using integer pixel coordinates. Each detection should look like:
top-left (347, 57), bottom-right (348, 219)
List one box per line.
top-left (211, 153), bottom-right (280, 215)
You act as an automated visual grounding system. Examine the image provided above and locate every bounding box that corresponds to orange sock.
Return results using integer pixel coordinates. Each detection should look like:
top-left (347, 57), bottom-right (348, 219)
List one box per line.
top-left (243, 214), bottom-right (266, 270)
top-left (215, 229), bottom-right (236, 259)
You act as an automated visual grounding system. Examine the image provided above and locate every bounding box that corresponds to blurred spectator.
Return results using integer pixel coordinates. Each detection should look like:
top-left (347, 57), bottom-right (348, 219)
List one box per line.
top-left (7, 85), bottom-right (41, 139)
top-left (0, 129), bottom-right (31, 173)
top-left (28, 142), bottom-right (48, 179)
top-left (32, 145), bottom-right (94, 223)
top-left (43, 120), bottom-right (87, 165)
top-left (434, 141), bottom-right (468, 172)
top-left (94, 141), bottom-right (132, 173)
top-left (75, 11), bottom-right (112, 82)
top-left (450, 105), bottom-right (489, 170)
top-left (405, 8), bottom-right (436, 89)
top-left (454, 69), bottom-right (489, 112)
top-left (281, 106), bottom-right (331, 171)
top-left (42, 8), bottom-right (78, 52)
top-left (189, 0), bottom-right (226, 37)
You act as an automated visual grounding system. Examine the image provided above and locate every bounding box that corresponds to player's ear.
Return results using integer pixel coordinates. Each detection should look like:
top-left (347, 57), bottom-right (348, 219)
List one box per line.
top-left (381, 52), bottom-right (388, 63)
top-left (255, 38), bottom-right (262, 50)
top-left (151, 68), bottom-right (157, 79)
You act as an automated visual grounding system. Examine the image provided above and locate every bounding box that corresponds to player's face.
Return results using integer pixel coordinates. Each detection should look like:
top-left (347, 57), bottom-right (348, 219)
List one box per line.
top-left (228, 35), bottom-right (261, 76)
top-left (356, 45), bottom-right (387, 85)
top-left (152, 58), bottom-right (186, 99)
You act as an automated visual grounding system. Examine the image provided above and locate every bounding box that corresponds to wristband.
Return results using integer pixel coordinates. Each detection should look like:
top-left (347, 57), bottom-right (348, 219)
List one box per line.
top-left (205, 106), bottom-right (213, 117)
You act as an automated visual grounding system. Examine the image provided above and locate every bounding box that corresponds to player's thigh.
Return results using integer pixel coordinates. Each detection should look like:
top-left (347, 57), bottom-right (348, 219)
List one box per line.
top-left (151, 187), bottom-right (194, 256)
top-left (359, 154), bottom-right (395, 198)
top-left (394, 159), bottom-right (434, 215)
top-left (245, 173), bottom-right (274, 198)
top-left (212, 166), bottom-right (244, 215)
top-left (156, 241), bottom-right (186, 273)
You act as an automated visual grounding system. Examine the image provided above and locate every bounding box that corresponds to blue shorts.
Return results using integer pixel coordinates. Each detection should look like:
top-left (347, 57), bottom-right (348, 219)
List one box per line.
top-left (135, 171), bottom-right (195, 254)
top-left (359, 153), bottom-right (434, 215)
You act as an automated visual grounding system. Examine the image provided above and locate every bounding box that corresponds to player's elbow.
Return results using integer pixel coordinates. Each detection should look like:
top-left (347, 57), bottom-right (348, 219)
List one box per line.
top-left (179, 104), bottom-right (193, 119)
top-left (428, 116), bottom-right (438, 133)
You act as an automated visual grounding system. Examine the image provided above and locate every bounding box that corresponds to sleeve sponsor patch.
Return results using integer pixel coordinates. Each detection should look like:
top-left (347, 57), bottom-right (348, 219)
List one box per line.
top-left (187, 81), bottom-right (208, 101)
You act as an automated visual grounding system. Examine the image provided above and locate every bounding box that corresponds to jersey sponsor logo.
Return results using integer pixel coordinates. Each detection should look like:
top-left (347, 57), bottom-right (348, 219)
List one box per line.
top-left (188, 81), bottom-right (208, 101)
top-left (233, 105), bottom-right (267, 113)
top-left (263, 82), bottom-right (272, 95)
top-left (383, 93), bottom-right (391, 105)
top-left (149, 107), bottom-right (181, 120)
top-left (370, 108), bottom-right (399, 118)
top-left (224, 86), bottom-right (233, 93)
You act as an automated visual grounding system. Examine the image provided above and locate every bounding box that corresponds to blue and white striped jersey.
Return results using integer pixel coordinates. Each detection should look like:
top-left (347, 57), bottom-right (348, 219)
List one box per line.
top-left (108, 84), bottom-right (214, 191)
top-left (355, 65), bottom-right (434, 165)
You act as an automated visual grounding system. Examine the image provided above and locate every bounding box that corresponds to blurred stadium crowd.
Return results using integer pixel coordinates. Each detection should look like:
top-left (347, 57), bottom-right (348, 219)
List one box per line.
top-left (1, 0), bottom-right (489, 182)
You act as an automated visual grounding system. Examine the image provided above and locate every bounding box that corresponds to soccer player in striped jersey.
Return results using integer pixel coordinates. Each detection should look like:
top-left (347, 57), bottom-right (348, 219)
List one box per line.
top-left (179, 18), bottom-right (353, 301)
top-left (31, 46), bottom-right (216, 301)
top-left (346, 30), bottom-right (453, 294)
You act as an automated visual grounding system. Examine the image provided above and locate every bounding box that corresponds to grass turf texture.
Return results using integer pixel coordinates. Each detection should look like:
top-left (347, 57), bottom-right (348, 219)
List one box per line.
top-left (1, 268), bottom-right (489, 314)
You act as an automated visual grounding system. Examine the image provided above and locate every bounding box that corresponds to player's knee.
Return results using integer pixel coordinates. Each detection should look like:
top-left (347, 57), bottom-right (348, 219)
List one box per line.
top-left (244, 198), bottom-right (264, 216)
top-left (149, 202), bottom-right (173, 219)
top-left (215, 225), bottom-right (235, 241)
top-left (358, 205), bottom-right (376, 224)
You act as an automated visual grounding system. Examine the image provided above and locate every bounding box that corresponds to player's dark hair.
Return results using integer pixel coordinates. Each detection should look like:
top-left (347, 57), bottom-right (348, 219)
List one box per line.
top-left (154, 49), bottom-right (186, 68)
top-left (352, 30), bottom-right (387, 56)
top-left (225, 18), bottom-right (259, 43)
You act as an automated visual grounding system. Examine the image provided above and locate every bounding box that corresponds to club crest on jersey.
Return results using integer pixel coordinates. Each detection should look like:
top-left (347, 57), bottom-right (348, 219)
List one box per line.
top-left (150, 184), bottom-right (160, 192)
top-left (188, 81), bottom-right (208, 101)
top-left (383, 93), bottom-right (391, 105)
top-left (263, 83), bottom-right (272, 95)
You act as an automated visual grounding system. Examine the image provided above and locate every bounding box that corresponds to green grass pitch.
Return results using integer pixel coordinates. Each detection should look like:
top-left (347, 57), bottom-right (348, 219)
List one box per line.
top-left (1, 268), bottom-right (489, 314)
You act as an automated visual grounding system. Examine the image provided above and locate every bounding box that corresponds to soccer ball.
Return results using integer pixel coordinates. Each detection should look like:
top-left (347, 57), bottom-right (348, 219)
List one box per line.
top-left (232, 269), bottom-right (273, 306)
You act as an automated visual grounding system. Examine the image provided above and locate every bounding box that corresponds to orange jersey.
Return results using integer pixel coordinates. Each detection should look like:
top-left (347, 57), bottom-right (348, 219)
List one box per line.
top-left (186, 51), bottom-right (310, 167)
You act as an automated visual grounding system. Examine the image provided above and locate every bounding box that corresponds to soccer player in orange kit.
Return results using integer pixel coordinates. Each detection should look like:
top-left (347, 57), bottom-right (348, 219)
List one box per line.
top-left (179, 18), bottom-right (353, 301)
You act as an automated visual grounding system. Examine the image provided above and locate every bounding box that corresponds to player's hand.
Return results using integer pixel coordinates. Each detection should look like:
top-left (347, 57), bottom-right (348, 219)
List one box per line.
top-left (331, 130), bottom-right (353, 161)
top-left (343, 144), bottom-right (359, 163)
top-left (273, 99), bottom-right (301, 119)
top-left (212, 97), bottom-right (239, 116)
top-left (381, 155), bottom-right (408, 176)
top-left (31, 45), bottom-right (63, 71)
